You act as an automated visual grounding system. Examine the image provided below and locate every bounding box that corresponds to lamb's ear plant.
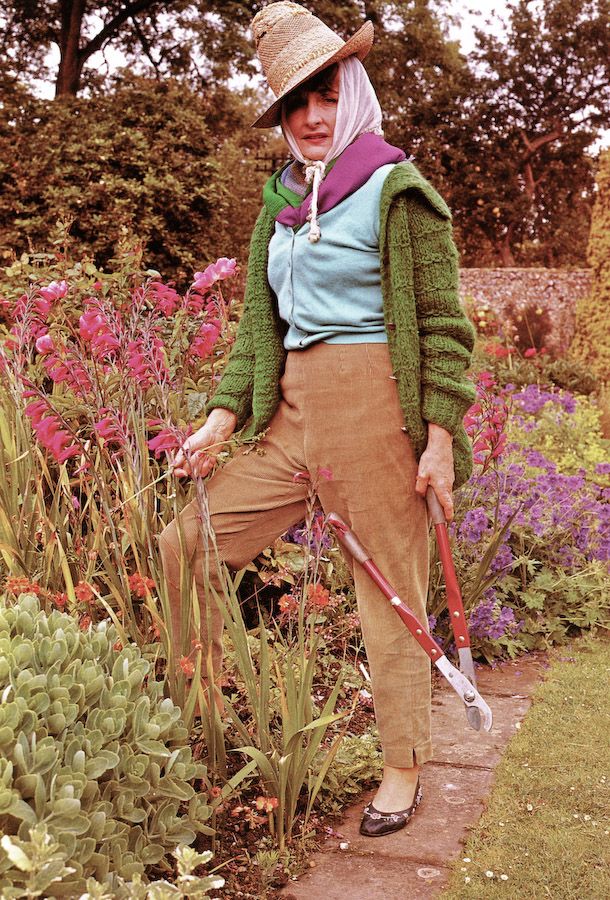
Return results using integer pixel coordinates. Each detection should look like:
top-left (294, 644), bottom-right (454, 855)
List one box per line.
top-left (0, 591), bottom-right (254, 897)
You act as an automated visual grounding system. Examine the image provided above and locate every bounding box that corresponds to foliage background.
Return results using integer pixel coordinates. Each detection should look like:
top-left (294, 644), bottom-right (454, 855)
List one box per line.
top-left (0, 0), bottom-right (608, 272)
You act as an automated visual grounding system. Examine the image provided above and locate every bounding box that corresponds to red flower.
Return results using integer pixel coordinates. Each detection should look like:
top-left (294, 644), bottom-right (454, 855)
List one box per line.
top-left (74, 581), bottom-right (95, 604)
top-left (79, 614), bottom-right (92, 631)
top-left (147, 428), bottom-right (181, 460)
top-left (524, 347), bottom-right (537, 358)
top-left (278, 593), bottom-right (298, 614)
top-left (307, 583), bottom-right (330, 608)
top-left (179, 656), bottom-right (195, 677)
top-left (5, 576), bottom-right (40, 596)
top-left (149, 281), bottom-right (181, 316)
top-left (52, 592), bottom-right (68, 609)
top-left (127, 572), bottom-right (155, 597)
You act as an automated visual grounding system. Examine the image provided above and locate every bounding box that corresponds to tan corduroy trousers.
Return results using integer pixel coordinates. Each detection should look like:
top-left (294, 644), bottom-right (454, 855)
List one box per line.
top-left (159, 342), bottom-right (432, 767)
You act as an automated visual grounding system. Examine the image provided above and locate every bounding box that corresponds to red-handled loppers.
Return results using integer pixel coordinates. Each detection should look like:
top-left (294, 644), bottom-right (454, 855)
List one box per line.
top-left (327, 489), bottom-right (493, 733)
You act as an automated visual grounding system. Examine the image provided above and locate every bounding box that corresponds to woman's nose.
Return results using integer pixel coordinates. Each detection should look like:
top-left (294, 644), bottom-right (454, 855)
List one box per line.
top-left (304, 96), bottom-right (323, 125)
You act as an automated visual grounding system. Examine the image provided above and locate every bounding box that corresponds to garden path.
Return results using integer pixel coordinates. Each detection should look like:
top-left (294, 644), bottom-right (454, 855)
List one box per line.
top-left (281, 653), bottom-right (548, 900)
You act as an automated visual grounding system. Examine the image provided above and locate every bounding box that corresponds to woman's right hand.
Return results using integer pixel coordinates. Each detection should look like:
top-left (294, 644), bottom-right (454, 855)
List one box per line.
top-left (172, 408), bottom-right (237, 479)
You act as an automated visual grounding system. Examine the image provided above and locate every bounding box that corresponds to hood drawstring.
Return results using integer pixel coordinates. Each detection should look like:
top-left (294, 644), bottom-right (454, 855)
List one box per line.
top-left (304, 160), bottom-right (326, 243)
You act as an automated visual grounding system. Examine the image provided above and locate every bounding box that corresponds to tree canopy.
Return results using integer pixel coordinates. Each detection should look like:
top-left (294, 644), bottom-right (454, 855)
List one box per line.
top-left (0, 0), bottom-right (608, 267)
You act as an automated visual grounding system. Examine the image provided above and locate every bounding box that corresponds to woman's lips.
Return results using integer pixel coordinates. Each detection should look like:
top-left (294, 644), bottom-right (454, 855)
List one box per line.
top-left (303, 134), bottom-right (328, 141)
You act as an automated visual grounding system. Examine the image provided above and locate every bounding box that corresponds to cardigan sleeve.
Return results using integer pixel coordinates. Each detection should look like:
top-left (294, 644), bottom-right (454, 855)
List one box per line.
top-left (407, 194), bottom-right (477, 435)
top-left (205, 298), bottom-right (255, 429)
top-left (204, 209), bottom-right (269, 428)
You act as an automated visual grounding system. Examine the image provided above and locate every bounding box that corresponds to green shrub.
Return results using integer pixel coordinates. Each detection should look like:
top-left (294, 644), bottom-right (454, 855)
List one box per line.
top-left (0, 593), bottom-right (214, 897)
top-left (0, 76), bottom-right (247, 283)
top-left (571, 149), bottom-right (610, 382)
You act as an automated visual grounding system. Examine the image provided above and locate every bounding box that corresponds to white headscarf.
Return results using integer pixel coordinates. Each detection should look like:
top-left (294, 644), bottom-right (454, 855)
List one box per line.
top-left (280, 56), bottom-right (384, 241)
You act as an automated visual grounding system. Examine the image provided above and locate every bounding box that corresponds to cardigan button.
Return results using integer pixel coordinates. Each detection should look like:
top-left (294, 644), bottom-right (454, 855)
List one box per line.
top-left (386, 323), bottom-right (396, 330)
top-left (389, 374), bottom-right (398, 381)
top-left (401, 426), bottom-right (409, 433)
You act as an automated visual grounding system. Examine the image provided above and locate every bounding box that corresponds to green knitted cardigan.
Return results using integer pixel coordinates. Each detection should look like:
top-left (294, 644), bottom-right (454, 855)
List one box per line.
top-left (207, 161), bottom-right (476, 488)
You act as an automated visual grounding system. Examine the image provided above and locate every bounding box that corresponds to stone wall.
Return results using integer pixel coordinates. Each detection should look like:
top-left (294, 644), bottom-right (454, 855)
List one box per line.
top-left (458, 268), bottom-right (592, 355)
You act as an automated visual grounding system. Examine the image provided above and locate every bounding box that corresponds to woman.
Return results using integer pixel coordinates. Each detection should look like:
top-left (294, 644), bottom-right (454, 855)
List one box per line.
top-left (160, 1), bottom-right (476, 837)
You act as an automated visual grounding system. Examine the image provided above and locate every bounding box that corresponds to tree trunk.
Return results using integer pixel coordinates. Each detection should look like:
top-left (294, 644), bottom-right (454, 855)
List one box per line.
top-left (55, 0), bottom-right (87, 97)
top-left (496, 223), bottom-right (516, 266)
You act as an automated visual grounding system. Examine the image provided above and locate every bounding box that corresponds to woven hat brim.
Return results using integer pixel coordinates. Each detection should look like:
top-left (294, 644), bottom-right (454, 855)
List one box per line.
top-left (251, 20), bottom-right (374, 129)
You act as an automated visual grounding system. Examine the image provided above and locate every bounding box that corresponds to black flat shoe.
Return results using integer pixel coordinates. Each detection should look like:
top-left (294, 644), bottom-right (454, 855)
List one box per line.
top-left (359, 779), bottom-right (422, 837)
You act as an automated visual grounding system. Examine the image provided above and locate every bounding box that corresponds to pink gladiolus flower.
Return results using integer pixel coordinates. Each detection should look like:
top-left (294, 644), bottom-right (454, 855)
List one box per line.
top-left (147, 428), bottom-right (181, 459)
top-left (25, 398), bottom-right (80, 463)
top-left (35, 334), bottom-right (54, 354)
top-left (39, 280), bottom-right (68, 302)
top-left (78, 305), bottom-right (120, 357)
top-left (94, 409), bottom-right (126, 446)
top-left (190, 321), bottom-right (221, 359)
top-left (149, 281), bottom-right (181, 316)
top-left (192, 257), bottom-right (237, 293)
top-left (211, 257), bottom-right (237, 280)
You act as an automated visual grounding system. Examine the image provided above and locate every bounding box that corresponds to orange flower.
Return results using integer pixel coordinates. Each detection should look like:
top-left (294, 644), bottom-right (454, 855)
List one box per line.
top-left (307, 583), bottom-right (330, 608)
top-left (52, 592), bottom-right (68, 609)
top-left (79, 614), bottom-right (92, 631)
top-left (127, 572), bottom-right (155, 597)
top-left (278, 593), bottom-right (298, 614)
top-left (255, 796), bottom-right (279, 814)
top-left (113, 640), bottom-right (123, 652)
top-left (5, 576), bottom-right (41, 596)
top-left (74, 581), bottom-right (95, 604)
top-left (179, 656), bottom-right (195, 677)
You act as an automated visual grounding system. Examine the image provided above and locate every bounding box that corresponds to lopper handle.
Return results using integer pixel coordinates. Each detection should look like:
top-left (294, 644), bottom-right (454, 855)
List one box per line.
top-left (426, 488), bottom-right (471, 648)
top-left (426, 486), bottom-right (446, 524)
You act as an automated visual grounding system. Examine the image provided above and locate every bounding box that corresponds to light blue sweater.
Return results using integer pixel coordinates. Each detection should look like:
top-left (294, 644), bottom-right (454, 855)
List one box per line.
top-left (267, 163), bottom-right (396, 349)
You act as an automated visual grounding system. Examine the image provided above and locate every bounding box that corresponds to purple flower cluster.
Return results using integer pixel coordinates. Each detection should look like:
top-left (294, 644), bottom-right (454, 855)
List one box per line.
top-left (513, 384), bottom-right (577, 415)
top-left (284, 509), bottom-right (332, 552)
top-left (461, 451), bottom-right (610, 565)
top-left (468, 596), bottom-right (521, 642)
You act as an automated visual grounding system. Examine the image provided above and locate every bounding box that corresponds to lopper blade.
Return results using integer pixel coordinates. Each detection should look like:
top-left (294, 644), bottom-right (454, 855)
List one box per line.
top-left (435, 656), bottom-right (493, 732)
top-left (458, 647), bottom-right (482, 730)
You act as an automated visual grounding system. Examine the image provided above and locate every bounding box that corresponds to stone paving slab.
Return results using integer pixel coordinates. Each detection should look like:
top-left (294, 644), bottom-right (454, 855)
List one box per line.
top-left (282, 653), bottom-right (547, 899)
top-left (431, 693), bottom-right (530, 769)
top-left (282, 857), bottom-right (452, 900)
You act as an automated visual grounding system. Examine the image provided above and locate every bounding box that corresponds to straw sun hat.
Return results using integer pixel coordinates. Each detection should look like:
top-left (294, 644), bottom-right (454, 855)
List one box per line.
top-left (251, 1), bottom-right (374, 128)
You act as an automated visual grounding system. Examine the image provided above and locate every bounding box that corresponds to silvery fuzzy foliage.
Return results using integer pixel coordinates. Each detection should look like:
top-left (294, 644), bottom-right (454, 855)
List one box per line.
top-left (0, 594), bottom-right (214, 897)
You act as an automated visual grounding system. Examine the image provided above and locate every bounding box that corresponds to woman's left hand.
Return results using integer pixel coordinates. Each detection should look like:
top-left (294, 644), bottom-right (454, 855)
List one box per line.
top-left (415, 423), bottom-right (455, 522)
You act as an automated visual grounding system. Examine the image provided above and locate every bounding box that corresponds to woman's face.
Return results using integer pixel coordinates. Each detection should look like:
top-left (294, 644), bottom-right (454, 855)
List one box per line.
top-left (283, 67), bottom-right (340, 161)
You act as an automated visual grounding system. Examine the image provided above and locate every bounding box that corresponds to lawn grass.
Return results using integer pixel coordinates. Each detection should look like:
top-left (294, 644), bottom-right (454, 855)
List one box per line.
top-left (441, 636), bottom-right (610, 899)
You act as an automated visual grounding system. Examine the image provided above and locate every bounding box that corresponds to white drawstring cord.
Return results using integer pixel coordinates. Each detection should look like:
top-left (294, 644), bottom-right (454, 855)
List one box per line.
top-left (304, 160), bottom-right (326, 243)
